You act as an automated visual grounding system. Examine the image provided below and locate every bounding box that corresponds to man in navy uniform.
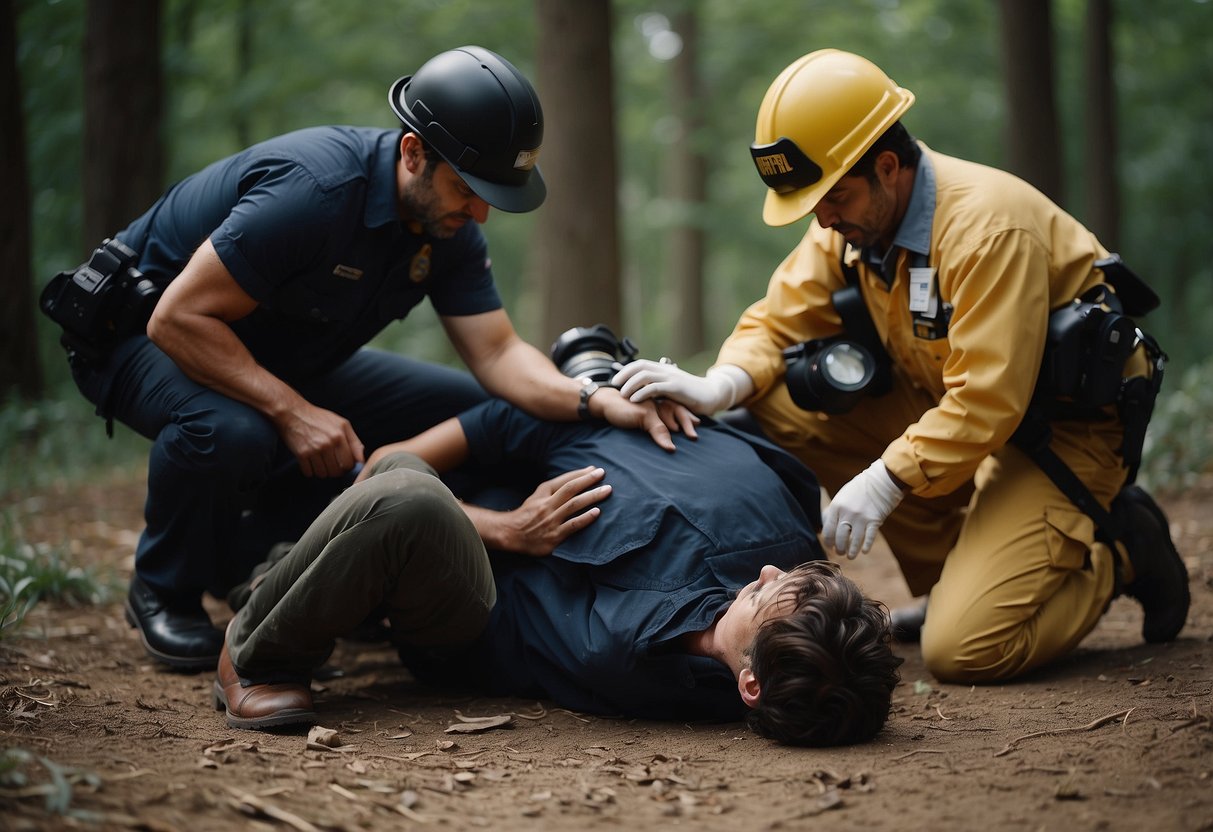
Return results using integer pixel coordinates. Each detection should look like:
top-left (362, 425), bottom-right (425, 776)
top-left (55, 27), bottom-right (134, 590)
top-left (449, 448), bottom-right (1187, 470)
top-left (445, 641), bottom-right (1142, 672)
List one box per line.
top-left (51, 47), bottom-right (688, 671)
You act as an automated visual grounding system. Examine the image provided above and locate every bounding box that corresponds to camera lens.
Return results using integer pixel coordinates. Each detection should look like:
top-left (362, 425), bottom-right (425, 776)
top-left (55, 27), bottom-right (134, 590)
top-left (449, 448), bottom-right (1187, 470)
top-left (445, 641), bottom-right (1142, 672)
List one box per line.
top-left (821, 342), bottom-right (871, 388)
top-left (784, 339), bottom-right (877, 414)
top-left (550, 325), bottom-right (628, 383)
top-left (559, 348), bottom-right (618, 383)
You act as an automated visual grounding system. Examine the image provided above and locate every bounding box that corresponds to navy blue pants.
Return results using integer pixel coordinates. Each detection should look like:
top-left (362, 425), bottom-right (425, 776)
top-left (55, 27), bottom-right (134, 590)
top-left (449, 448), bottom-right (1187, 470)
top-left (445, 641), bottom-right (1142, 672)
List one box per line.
top-left (73, 337), bottom-right (487, 603)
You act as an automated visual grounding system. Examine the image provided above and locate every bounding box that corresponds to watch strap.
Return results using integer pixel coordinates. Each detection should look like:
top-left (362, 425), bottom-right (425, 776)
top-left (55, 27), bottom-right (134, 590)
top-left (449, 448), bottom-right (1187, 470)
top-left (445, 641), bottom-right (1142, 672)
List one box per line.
top-left (578, 380), bottom-right (603, 421)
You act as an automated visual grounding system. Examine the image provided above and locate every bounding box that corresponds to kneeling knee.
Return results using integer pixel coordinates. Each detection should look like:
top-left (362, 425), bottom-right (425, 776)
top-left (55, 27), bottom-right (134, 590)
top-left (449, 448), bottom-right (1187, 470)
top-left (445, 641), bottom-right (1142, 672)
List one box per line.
top-left (921, 620), bottom-right (1024, 684)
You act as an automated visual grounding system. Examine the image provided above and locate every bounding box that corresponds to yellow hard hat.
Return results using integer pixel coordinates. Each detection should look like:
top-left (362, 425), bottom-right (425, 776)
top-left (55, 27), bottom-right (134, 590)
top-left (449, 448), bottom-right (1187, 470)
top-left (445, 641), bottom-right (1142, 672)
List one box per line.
top-left (750, 49), bottom-right (915, 227)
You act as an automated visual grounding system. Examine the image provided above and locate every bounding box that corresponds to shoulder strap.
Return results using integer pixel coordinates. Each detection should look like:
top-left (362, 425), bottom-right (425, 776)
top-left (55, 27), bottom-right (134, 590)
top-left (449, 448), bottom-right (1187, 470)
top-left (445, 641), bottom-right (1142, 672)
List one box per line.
top-left (1011, 410), bottom-right (1124, 546)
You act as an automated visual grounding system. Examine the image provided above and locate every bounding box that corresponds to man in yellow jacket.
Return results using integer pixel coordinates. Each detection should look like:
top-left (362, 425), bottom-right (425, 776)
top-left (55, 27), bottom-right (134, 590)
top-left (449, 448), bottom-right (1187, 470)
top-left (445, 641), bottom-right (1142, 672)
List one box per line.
top-left (614, 49), bottom-right (1189, 684)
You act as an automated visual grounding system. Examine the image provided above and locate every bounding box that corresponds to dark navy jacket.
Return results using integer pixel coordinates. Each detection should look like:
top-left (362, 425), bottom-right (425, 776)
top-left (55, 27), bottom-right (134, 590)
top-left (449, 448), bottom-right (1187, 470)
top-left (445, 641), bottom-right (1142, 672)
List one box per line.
top-left (409, 400), bottom-right (824, 722)
top-left (116, 126), bottom-right (501, 382)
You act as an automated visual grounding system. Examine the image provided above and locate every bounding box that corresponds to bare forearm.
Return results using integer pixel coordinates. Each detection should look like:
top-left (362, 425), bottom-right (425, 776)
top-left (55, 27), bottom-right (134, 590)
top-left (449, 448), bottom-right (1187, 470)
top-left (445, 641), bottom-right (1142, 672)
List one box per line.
top-left (475, 337), bottom-right (581, 420)
top-left (444, 308), bottom-right (685, 448)
top-left (362, 418), bottom-right (470, 476)
top-left (148, 311), bottom-right (303, 424)
top-left (459, 502), bottom-right (519, 551)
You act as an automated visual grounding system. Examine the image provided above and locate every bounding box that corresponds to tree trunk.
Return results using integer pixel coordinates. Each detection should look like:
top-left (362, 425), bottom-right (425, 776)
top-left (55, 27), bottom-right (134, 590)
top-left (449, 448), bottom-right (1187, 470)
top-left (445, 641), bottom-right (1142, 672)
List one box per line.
top-left (664, 7), bottom-right (706, 357)
top-left (1083, 0), bottom-right (1119, 246)
top-left (83, 0), bottom-right (164, 250)
top-left (997, 0), bottom-right (1063, 204)
top-left (533, 0), bottom-right (622, 346)
top-left (234, 0), bottom-right (253, 148)
top-left (0, 0), bottom-right (43, 399)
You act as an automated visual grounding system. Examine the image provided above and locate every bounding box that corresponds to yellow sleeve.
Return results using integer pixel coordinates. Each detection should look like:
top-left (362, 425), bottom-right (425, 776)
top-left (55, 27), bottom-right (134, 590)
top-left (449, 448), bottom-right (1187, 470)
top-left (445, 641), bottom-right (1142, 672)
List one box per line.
top-left (714, 225), bottom-right (847, 399)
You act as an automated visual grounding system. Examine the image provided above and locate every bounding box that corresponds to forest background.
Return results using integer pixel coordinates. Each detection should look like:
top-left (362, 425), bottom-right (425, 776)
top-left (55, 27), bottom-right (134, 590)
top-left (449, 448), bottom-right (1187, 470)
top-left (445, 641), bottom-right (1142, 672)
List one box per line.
top-left (2, 3), bottom-right (1212, 828)
top-left (3, 0), bottom-right (1213, 495)
top-left (3, 0), bottom-right (1213, 500)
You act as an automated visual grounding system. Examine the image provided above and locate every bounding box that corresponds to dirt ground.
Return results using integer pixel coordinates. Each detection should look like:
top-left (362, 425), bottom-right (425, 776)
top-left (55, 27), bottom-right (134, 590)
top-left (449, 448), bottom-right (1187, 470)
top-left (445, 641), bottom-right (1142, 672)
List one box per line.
top-left (2, 470), bottom-right (1211, 832)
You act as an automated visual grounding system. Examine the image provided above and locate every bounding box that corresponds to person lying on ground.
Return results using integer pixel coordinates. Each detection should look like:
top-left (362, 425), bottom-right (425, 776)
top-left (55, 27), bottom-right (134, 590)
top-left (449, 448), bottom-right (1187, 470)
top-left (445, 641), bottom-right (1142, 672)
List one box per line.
top-left (214, 400), bottom-right (902, 746)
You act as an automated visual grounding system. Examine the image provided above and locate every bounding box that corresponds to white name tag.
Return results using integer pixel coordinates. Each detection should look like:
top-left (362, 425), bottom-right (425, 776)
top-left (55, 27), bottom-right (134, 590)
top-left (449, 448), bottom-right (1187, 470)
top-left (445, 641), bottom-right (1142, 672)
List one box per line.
top-left (908, 266), bottom-right (938, 316)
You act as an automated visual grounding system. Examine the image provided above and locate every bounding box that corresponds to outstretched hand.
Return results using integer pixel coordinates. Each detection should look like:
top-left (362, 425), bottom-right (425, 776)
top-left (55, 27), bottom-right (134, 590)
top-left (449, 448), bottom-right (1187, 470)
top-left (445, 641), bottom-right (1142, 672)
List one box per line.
top-left (502, 466), bottom-right (613, 556)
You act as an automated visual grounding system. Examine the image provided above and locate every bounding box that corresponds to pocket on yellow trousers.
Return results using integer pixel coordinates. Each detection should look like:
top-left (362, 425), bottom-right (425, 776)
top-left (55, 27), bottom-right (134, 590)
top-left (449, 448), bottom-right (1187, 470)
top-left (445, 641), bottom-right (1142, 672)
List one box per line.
top-left (1043, 503), bottom-right (1096, 571)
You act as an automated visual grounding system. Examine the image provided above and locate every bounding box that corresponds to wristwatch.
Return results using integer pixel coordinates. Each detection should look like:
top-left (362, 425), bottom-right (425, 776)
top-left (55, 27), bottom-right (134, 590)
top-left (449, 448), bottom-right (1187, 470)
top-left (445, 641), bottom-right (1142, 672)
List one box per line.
top-left (578, 379), bottom-right (604, 421)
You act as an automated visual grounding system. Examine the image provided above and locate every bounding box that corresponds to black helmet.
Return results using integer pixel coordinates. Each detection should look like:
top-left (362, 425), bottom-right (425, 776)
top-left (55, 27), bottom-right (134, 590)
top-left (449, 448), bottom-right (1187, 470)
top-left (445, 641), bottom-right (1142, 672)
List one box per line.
top-left (389, 46), bottom-right (546, 213)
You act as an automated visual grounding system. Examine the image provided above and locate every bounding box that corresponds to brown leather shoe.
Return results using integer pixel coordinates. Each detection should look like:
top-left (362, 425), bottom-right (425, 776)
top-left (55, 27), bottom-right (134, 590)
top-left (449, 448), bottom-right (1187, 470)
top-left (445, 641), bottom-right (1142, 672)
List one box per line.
top-left (213, 640), bottom-right (316, 730)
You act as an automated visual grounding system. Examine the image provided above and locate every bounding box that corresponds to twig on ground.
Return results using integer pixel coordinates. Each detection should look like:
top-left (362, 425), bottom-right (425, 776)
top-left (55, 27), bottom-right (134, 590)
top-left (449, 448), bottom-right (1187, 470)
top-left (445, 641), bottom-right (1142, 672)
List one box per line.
top-left (226, 787), bottom-right (322, 832)
top-left (891, 749), bottom-right (946, 761)
top-left (994, 708), bottom-right (1133, 757)
top-left (392, 802), bottom-right (432, 823)
top-left (507, 705), bottom-right (549, 720)
top-left (1168, 717), bottom-right (1210, 734)
top-left (329, 783), bottom-right (360, 801)
top-left (554, 708), bottom-right (592, 723)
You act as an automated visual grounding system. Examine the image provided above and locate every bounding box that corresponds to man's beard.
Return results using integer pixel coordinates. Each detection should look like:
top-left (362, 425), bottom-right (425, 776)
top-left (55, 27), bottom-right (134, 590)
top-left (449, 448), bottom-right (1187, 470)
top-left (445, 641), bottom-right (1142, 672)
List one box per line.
top-left (399, 170), bottom-right (471, 239)
top-left (845, 179), bottom-right (896, 249)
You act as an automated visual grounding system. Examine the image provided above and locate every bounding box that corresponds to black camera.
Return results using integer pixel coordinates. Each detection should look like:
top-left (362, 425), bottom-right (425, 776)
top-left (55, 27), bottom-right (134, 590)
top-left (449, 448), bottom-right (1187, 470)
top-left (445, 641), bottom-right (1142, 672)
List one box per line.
top-left (549, 324), bottom-right (639, 384)
top-left (40, 237), bottom-right (162, 364)
top-left (783, 337), bottom-right (886, 414)
top-left (782, 280), bottom-right (893, 414)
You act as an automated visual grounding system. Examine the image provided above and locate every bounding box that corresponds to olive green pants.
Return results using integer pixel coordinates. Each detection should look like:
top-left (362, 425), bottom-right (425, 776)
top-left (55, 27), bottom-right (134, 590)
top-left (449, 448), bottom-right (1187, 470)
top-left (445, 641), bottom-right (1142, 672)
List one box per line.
top-left (226, 453), bottom-right (496, 683)
top-left (750, 377), bottom-right (1128, 684)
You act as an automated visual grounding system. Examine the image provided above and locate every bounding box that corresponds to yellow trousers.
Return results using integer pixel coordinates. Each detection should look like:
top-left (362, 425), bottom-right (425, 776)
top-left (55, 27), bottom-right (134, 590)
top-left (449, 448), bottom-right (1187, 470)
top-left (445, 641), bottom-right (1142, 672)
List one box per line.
top-left (749, 374), bottom-right (1129, 684)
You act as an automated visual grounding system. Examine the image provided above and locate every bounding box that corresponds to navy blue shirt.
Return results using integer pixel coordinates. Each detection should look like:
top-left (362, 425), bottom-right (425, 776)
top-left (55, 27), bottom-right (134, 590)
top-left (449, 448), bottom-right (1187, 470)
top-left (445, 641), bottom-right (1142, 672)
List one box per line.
top-left (414, 401), bottom-right (824, 722)
top-left (117, 126), bottom-right (502, 382)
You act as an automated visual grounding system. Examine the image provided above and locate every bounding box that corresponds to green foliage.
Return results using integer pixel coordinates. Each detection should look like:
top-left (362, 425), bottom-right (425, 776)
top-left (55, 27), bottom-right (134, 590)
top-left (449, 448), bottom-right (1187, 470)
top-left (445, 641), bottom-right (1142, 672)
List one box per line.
top-left (1138, 355), bottom-right (1213, 493)
top-left (0, 748), bottom-right (102, 816)
top-left (613, 0), bottom-right (1007, 357)
top-left (0, 381), bottom-right (146, 495)
top-left (0, 510), bottom-right (116, 639)
top-left (15, 0), bottom-right (1213, 471)
top-left (18, 0), bottom-right (86, 326)
top-left (612, 0), bottom-right (1213, 371)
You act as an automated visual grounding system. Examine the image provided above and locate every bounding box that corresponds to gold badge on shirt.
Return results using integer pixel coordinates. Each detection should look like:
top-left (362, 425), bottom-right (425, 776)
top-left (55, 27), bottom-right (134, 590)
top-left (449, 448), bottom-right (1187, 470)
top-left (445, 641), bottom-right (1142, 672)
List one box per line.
top-left (410, 244), bottom-right (432, 283)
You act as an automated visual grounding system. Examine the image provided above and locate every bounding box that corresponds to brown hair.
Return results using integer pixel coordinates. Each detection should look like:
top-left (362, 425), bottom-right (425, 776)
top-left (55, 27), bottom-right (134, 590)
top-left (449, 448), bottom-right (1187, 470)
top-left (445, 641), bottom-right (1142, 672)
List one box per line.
top-left (745, 561), bottom-right (901, 746)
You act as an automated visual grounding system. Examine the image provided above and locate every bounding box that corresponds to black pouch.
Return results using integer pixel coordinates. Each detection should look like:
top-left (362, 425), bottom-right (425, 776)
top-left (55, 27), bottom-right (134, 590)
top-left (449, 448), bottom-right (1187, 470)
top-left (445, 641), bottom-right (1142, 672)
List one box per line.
top-left (1036, 282), bottom-right (1167, 478)
top-left (1039, 285), bottom-right (1138, 408)
top-left (40, 238), bottom-right (163, 367)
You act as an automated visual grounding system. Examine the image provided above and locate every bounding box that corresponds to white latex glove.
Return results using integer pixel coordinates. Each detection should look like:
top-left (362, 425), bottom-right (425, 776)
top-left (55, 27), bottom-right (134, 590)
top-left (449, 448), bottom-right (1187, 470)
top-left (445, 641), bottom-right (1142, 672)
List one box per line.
top-left (821, 459), bottom-right (906, 559)
top-left (613, 361), bottom-right (753, 415)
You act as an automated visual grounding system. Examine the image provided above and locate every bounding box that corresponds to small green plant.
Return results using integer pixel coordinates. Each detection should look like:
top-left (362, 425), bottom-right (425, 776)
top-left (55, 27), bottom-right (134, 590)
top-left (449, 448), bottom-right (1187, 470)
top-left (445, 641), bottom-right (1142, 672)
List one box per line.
top-left (0, 512), bottom-right (115, 639)
top-left (0, 747), bottom-right (102, 816)
top-left (1138, 355), bottom-right (1213, 493)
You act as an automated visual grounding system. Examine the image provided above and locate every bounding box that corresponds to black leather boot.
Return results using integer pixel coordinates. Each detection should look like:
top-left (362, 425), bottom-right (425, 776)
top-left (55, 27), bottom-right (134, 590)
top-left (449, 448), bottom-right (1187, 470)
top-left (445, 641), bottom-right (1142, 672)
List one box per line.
top-left (1114, 486), bottom-right (1190, 643)
top-left (889, 598), bottom-right (927, 643)
top-left (125, 576), bottom-right (223, 671)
